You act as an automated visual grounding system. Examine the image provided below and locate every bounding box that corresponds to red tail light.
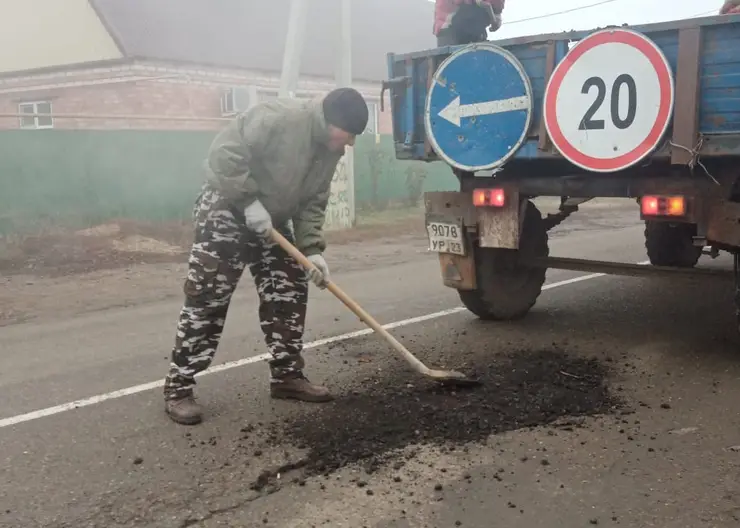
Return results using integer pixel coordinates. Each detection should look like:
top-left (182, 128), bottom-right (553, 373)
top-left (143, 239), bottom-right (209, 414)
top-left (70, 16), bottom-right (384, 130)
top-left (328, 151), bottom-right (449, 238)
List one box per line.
top-left (641, 196), bottom-right (659, 216)
top-left (473, 188), bottom-right (506, 207)
top-left (641, 195), bottom-right (686, 217)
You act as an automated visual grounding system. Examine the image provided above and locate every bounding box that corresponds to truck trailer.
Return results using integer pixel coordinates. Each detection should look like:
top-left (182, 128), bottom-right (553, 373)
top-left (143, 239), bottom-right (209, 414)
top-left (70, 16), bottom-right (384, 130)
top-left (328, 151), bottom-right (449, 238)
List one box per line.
top-left (382, 13), bottom-right (740, 328)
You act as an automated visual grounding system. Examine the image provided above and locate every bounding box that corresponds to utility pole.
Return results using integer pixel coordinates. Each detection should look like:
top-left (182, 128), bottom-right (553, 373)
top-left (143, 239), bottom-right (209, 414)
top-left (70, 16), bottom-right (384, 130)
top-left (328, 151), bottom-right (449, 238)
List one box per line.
top-left (336, 0), bottom-right (352, 87)
top-left (335, 0), bottom-right (356, 227)
top-left (279, 0), bottom-right (308, 97)
top-left (279, 0), bottom-right (356, 229)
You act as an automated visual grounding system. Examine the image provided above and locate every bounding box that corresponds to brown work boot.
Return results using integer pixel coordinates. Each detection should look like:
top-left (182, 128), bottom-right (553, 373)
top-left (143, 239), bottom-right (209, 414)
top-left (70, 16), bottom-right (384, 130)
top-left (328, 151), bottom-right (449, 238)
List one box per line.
top-left (270, 375), bottom-right (334, 403)
top-left (165, 391), bottom-right (203, 425)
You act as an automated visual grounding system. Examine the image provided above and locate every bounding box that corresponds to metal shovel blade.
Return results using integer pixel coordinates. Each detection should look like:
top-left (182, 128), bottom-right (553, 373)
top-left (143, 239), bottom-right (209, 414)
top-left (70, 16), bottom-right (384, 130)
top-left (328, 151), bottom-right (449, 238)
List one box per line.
top-left (426, 369), bottom-right (482, 387)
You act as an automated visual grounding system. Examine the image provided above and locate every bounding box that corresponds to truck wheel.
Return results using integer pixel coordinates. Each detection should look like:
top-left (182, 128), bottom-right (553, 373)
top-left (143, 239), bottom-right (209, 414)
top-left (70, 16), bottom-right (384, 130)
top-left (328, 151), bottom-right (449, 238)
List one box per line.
top-left (459, 200), bottom-right (549, 320)
top-left (644, 221), bottom-right (702, 268)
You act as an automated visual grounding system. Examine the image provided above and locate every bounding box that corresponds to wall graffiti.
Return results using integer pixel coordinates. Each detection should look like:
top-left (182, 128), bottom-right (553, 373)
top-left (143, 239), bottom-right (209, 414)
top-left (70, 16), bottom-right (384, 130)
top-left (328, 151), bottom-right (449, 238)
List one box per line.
top-left (324, 150), bottom-right (354, 230)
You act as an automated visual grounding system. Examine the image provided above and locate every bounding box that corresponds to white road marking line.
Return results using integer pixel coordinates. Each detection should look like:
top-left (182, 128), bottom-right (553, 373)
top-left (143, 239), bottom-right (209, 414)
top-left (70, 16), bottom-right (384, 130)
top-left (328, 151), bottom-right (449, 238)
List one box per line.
top-left (542, 272), bottom-right (604, 289)
top-left (0, 268), bottom-right (632, 430)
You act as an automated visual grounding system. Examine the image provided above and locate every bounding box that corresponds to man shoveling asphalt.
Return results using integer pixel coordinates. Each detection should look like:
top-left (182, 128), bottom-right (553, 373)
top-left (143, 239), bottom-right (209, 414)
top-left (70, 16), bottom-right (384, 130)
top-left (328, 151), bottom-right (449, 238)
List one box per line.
top-left (163, 88), bottom-right (369, 425)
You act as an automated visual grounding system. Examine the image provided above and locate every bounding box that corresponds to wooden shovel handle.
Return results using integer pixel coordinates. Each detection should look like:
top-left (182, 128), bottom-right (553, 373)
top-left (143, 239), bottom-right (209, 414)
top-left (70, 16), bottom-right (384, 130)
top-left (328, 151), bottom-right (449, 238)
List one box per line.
top-left (269, 229), bottom-right (430, 374)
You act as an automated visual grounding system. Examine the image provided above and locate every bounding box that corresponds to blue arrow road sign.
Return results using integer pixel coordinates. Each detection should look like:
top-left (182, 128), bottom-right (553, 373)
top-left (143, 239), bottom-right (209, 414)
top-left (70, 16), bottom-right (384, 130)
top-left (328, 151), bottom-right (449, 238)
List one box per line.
top-left (425, 43), bottom-right (533, 172)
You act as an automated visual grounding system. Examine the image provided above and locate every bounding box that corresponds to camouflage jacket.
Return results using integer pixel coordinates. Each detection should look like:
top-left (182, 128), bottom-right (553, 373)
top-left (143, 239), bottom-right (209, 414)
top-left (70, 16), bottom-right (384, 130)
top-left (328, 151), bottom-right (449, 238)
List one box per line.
top-left (204, 97), bottom-right (342, 256)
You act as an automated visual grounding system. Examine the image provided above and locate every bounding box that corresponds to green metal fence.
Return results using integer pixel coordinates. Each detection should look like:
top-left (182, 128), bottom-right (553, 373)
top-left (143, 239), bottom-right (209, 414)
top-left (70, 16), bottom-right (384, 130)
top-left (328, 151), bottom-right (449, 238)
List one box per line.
top-left (0, 130), bottom-right (457, 234)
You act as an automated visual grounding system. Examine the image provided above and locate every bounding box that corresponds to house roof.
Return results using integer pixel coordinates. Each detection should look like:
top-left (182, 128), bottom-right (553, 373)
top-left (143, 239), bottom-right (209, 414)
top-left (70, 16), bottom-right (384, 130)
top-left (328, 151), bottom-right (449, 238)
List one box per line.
top-left (89, 0), bottom-right (436, 82)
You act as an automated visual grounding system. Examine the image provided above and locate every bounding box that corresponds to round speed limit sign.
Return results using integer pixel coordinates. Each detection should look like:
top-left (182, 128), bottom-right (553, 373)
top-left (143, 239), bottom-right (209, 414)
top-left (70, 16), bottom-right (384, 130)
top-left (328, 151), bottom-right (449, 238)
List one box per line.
top-left (543, 28), bottom-right (674, 172)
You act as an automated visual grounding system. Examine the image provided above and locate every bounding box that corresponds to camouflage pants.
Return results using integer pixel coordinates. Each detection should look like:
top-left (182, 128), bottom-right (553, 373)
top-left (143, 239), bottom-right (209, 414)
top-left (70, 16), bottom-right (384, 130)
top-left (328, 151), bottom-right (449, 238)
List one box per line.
top-left (164, 186), bottom-right (309, 399)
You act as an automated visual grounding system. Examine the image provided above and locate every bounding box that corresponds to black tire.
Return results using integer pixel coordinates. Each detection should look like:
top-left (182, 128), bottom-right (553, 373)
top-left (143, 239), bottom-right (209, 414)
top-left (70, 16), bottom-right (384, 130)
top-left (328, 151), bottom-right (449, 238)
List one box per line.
top-left (644, 220), bottom-right (702, 268)
top-left (459, 200), bottom-right (549, 320)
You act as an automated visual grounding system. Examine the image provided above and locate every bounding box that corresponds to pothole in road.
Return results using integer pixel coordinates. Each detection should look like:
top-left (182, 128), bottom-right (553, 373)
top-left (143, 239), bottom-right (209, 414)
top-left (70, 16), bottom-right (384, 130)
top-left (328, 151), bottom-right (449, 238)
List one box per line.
top-left (257, 348), bottom-right (623, 486)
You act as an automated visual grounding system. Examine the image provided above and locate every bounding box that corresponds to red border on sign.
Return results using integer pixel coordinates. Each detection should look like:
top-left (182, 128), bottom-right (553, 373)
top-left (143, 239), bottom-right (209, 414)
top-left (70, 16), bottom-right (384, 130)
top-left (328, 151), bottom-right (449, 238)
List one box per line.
top-left (544, 30), bottom-right (673, 172)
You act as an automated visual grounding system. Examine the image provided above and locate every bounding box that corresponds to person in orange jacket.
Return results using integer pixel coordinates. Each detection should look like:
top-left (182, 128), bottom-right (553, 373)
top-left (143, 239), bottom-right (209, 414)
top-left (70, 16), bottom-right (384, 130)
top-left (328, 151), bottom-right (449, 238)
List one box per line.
top-left (434, 0), bottom-right (505, 46)
top-left (720, 1), bottom-right (740, 14)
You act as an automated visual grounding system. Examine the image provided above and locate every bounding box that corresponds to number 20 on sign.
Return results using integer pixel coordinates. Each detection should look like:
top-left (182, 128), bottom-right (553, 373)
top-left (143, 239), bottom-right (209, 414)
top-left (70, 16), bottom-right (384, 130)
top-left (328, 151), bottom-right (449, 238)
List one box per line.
top-left (543, 28), bottom-right (675, 173)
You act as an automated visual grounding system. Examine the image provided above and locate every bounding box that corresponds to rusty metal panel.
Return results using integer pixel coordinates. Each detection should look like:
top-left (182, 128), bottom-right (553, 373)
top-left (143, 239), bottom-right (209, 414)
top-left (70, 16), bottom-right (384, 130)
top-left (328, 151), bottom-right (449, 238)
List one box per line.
top-left (423, 56), bottom-right (436, 158)
top-left (424, 191), bottom-right (477, 226)
top-left (438, 253), bottom-right (477, 290)
top-left (537, 40), bottom-right (557, 151)
top-left (698, 19), bottom-right (740, 135)
top-left (478, 189), bottom-right (520, 249)
top-left (671, 27), bottom-right (702, 165)
top-left (707, 200), bottom-right (740, 247)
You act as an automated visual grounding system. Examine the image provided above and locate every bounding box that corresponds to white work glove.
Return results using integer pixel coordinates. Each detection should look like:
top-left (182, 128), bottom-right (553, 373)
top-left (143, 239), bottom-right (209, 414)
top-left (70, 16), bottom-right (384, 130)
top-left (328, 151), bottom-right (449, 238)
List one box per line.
top-left (243, 200), bottom-right (272, 237)
top-left (306, 254), bottom-right (330, 289)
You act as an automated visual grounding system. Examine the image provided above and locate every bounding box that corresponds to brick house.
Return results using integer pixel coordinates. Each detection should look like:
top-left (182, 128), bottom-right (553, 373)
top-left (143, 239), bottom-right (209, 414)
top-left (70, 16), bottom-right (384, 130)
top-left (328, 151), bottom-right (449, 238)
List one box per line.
top-left (0, 0), bottom-right (435, 132)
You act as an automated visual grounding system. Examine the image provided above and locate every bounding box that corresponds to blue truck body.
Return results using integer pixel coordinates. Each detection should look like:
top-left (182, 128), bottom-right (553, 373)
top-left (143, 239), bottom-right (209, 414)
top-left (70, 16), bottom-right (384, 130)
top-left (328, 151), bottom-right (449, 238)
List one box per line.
top-left (381, 14), bottom-right (740, 328)
top-left (384, 14), bottom-right (740, 167)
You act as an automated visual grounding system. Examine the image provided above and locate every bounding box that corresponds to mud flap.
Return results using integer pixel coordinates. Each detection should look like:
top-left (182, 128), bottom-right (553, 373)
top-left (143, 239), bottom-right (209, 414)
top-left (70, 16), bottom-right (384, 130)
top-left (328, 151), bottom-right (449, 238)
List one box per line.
top-left (424, 192), bottom-right (477, 291)
top-left (424, 190), bottom-right (525, 291)
top-left (707, 200), bottom-right (740, 247)
top-left (438, 253), bottom-right (477, 290)
top-left (477, 188), bottom-right (521, 249)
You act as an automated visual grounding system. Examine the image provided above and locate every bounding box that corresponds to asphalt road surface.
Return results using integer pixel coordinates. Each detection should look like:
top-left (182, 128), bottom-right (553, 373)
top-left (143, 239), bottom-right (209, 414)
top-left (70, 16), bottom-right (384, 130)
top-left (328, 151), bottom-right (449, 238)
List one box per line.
top-left (2, 201), bottom-right (740, 528)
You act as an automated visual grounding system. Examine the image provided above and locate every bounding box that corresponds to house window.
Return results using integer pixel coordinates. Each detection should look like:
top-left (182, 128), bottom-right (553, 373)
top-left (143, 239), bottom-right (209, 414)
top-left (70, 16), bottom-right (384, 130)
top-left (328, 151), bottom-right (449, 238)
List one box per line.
top-left (19, 101), bottom-right (53, 129)
top-left (364, 102), bottom-right (379, 135)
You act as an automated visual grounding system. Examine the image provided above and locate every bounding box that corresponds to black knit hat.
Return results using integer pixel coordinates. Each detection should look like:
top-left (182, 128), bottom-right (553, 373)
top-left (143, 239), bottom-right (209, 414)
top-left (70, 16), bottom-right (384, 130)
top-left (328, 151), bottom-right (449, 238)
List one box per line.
top-left (322, 87), bottom-right (369, 135)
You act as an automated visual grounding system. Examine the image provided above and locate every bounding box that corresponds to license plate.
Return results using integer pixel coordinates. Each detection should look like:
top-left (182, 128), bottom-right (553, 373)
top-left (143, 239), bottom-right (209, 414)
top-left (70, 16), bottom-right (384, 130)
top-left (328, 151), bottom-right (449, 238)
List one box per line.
top-left (427, 220), bottom-right (465, 256)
